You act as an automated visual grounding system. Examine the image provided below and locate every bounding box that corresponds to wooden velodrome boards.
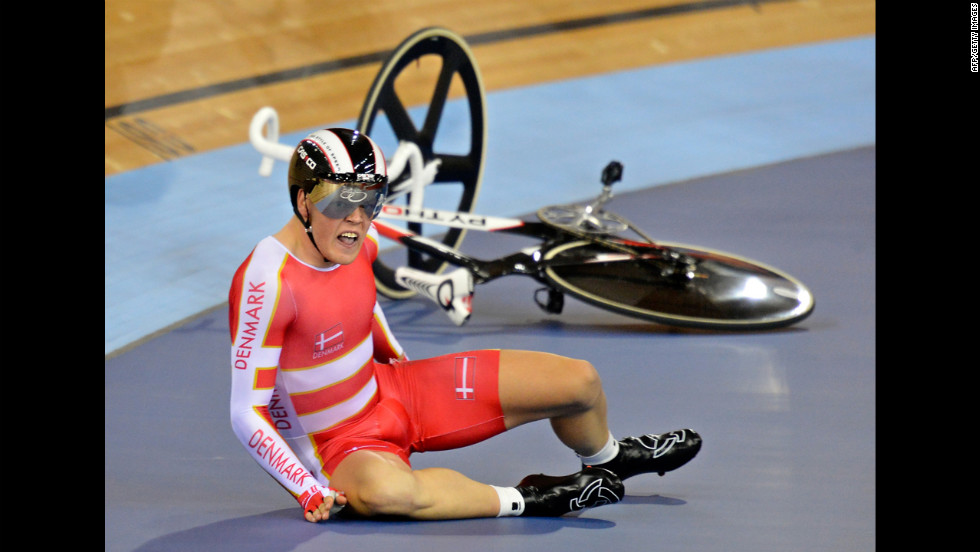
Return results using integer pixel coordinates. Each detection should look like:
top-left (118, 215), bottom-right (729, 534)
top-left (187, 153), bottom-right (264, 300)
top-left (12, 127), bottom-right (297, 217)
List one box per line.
top-left (104, 0), bottom-right (874, 177)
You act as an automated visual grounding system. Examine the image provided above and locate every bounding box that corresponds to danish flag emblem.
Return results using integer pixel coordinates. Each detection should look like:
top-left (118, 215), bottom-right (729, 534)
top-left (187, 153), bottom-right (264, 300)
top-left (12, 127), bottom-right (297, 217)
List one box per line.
top-left (454, 356), bottom-right (477, 400)
top-left (314, 323), bottom-right (344, 353)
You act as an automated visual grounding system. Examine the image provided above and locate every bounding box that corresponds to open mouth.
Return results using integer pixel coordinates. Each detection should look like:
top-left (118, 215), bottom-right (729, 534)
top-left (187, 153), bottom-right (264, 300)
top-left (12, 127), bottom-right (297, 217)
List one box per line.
top-left (338, 231), bottom-right (359, 246)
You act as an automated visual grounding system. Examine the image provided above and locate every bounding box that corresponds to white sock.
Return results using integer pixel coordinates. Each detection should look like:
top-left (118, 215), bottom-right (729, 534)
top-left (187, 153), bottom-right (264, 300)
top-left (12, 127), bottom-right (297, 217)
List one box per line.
top-left (491, 485), bottom-right (525, 517)
top-left (578, 432), bottom-right (620, 466)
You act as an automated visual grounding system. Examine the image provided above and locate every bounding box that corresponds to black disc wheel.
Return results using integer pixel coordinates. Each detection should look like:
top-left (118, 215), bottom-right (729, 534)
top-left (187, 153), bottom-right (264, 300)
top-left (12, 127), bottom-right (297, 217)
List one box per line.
top-left (540, 241), bottom-right (815, 331)
top-left (358, 27), bottom-right (487, 299)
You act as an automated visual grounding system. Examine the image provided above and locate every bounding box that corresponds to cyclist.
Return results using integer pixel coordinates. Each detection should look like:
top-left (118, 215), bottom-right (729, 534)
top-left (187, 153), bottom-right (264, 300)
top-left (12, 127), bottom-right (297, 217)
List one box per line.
top-left (228, 128), bottom-right (702, 522)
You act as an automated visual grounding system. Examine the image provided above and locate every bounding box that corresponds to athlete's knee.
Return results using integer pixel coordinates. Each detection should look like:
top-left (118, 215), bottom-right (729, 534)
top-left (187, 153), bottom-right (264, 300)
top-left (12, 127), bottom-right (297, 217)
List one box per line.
top-left (558, 358), bottom-right (603, 412)
top-left (350, 472), bottom-right (424, 517)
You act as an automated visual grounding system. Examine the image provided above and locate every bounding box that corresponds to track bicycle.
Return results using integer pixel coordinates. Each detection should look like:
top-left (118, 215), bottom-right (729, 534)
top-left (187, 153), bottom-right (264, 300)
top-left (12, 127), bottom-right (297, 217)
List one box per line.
top-left (249, 27), bottom-right (814, 331)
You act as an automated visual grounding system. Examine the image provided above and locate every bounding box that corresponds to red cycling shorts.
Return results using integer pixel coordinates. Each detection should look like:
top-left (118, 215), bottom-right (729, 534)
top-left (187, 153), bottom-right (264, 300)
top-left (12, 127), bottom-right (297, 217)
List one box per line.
top-left (316, 349), bottom-right (505, 476)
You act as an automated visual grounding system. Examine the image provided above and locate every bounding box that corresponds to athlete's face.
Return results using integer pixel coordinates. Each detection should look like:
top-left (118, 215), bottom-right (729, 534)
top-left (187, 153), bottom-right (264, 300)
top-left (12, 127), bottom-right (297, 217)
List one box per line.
top-left (304, 194), bottom-right (372, 266)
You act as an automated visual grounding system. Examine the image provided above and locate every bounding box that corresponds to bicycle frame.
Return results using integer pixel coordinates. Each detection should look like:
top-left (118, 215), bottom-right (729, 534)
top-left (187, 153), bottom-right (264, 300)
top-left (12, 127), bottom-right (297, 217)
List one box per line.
top-left (250, 107), bottom-right (814, 331)
top-left (248, 23), bottom-right (815, 331)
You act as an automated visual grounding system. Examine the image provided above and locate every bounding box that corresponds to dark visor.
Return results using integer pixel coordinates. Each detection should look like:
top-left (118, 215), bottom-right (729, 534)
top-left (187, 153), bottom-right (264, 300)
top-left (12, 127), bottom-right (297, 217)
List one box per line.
top-left (310, 174), bottom-right (387, 220)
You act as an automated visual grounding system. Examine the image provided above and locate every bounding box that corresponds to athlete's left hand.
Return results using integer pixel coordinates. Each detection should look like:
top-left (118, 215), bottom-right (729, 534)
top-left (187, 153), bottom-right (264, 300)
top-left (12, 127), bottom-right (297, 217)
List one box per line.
top-left (300, 485), bottom-right (348, 522)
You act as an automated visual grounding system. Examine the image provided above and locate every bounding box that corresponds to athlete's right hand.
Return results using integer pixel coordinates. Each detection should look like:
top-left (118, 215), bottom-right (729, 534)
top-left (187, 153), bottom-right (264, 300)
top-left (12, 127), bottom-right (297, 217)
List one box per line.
top-left (299, 485), bottom-right (347, 522)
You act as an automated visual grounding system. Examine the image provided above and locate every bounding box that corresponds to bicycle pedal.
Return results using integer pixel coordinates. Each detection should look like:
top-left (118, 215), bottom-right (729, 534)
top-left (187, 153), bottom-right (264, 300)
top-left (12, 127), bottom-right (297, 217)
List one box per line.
top-left (534, 287), bottom-right (564, 314)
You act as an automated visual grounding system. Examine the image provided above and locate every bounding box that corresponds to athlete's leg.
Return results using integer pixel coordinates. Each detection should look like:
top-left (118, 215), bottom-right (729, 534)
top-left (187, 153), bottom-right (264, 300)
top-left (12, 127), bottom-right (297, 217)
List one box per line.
top-left (497, 350), bottom-right (703, 480)
top-left (329, 446), bottom-right (623, 520)
top-left (328, 350), bottom-right (622, 520)
top-left (497, 350), bottom-right (610, 457)
top-left (329, 449), bottom-right (500, 520)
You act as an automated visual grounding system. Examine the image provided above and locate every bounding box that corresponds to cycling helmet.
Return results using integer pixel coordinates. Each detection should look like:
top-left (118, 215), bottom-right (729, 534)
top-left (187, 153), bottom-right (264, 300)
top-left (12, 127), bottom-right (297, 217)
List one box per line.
top-left (287, 128), bottom-right (388, 221)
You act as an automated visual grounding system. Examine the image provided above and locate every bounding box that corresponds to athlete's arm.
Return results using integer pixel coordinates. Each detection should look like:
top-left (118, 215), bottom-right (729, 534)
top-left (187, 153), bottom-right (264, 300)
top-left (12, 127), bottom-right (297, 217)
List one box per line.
top-left (228, 249), bottom-right (344, 521)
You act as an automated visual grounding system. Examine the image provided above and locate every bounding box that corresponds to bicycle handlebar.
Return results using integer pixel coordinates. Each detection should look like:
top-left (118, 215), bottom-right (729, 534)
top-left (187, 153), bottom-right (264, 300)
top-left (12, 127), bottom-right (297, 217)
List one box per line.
top-left (249, 107), bottom-right (293, 176)
top-left (248, 107), bottom-right (439, 205)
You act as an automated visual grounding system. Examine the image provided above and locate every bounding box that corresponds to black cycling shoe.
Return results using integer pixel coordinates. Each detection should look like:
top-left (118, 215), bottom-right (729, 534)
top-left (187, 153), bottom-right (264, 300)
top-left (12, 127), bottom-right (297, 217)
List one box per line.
top-left (589, 429), bottom-right (702, 480)
top-left (516, 466), bottom-right (624, 517)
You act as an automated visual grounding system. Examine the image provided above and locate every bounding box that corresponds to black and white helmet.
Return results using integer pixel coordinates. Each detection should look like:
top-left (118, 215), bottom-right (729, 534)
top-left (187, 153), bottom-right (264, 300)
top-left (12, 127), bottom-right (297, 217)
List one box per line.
top-left (287, 128), bottom-right (388, 220)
